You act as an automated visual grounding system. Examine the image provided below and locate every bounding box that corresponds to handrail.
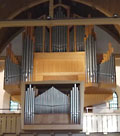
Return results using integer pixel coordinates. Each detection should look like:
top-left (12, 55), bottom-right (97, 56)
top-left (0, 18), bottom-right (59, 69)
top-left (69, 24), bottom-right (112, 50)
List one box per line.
top-left (0, 108), bottom-right (21, 114)
top-left (86, 107), bottom-right (120, 113)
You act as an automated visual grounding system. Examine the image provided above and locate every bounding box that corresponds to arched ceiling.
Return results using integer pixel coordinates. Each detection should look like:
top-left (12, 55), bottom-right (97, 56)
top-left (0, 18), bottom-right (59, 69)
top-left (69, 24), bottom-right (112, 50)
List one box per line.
top-left (0, 0), bottom-right (120, 53)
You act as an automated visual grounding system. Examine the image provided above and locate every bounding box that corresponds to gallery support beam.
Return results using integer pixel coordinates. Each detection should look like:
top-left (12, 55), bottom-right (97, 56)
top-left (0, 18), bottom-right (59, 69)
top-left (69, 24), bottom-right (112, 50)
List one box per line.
top-left (0, 18), bottom-right (120, 28)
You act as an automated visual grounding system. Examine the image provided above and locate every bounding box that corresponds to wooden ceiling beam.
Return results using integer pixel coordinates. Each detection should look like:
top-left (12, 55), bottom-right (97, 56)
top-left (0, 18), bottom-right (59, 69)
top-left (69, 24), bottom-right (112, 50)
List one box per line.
top-left (0, 18), bottom-right (120, 27)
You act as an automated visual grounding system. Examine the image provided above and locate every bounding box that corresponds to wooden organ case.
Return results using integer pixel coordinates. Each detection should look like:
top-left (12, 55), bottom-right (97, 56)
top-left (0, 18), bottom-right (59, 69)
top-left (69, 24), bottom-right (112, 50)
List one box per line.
top-left (3, 0), bottom-right (116, 132)
top-left (21, 81), bottom-right (84, 130)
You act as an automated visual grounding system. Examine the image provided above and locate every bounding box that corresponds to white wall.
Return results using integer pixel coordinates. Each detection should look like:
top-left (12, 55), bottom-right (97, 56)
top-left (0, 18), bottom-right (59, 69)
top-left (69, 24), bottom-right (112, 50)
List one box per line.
top-left (115, 58), bottom-right (120, 108)
top-left (93, 104), bottom-right (108, 113)
top-left (0, 70), bottom-right (10, 111)
top-left (95, 26), bottom-right (120, 54)
top-left (0, 33), bottom-right (22, 56)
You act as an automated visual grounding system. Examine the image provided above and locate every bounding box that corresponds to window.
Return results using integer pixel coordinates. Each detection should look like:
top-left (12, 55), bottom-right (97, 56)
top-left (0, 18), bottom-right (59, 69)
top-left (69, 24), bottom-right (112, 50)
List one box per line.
top-left (109, 92), bottom-right (118, 110)
top-left (10, 100), bottom-right (20, 111)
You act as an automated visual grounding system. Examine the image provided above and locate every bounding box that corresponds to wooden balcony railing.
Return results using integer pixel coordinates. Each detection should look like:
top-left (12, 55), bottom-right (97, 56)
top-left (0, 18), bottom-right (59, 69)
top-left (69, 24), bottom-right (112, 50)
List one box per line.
top-left (0, 111), bottom-right (120, 135)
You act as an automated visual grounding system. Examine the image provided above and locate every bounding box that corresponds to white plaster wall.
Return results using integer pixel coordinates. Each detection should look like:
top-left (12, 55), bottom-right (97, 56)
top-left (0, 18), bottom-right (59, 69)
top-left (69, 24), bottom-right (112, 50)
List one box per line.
top-left (93, 103), bottom-right (115, 113)
top-left (0, 33), bottom-right (22, 56)
top-left (95, 26), bottom-right (120, 54)
top-left (115, 58), bottom-right (120, 108)
top-left (0, 70), bottom-right (10, 111)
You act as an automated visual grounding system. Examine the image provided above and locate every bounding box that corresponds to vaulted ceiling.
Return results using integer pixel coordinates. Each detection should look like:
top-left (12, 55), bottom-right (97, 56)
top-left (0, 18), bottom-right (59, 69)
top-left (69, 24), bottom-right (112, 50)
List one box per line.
top-left (0, 0), bottom-right (120, 53)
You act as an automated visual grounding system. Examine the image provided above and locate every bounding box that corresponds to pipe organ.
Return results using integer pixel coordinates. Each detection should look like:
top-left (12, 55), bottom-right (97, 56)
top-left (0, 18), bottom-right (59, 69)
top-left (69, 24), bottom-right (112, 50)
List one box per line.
top-left (22, 82), bottom-right (84, 130)
top-left (3, 1), bottom-right (117, 132)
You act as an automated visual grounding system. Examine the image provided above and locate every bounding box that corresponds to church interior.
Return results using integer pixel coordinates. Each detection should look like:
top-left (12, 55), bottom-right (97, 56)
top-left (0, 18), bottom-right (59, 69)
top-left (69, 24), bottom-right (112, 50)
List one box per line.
top-left (0, 0), bottom-right (120, 135)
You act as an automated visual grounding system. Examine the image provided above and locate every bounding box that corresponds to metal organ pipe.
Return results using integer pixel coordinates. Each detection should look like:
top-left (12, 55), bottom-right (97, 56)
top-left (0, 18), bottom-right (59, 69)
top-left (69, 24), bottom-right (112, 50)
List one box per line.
top-left (85, 28), bottom-right (97, 83)
top-left (51, 7), bottom-right (68, 52)
top-left (4, 53), bottom-right (21, 85)
top-left (25, 31), bottom-right (29, 81)
top-left (85, 36), bottom-right (90, 83)
top-left (98, 54), bottom-right (115, 83)
top-left (25, 84), bottom-right (35, 124)
top-left (111, 55), bottom-right (116, 83)
top-left (24, 84), bottom-right (80, 125)
top-left (94, 39), bottom-right (97, 82)
top-left (34, 87), bottom-right (70, 114)
top-left (22, 27), bottom-right (34, 82)
top-left (70, 84), bottom-right (80, 124)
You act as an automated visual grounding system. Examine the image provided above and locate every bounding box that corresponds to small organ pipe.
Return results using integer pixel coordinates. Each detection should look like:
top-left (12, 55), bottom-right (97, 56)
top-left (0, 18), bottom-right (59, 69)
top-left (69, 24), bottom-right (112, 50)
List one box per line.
top-left (98, 54), bottom-right (115, 83)
top-left (94, 39), bottom-right (97, 82)
top-left (87, 37), bottom-right (90, 82)
top-left (5, 56), bottom-right (21, 85)
top-left (92, 36), bottom-right (95, 82)
top-left (76, 87), bottom-right (79, 124)
top-left (74, 84), bottom-right (77, 123)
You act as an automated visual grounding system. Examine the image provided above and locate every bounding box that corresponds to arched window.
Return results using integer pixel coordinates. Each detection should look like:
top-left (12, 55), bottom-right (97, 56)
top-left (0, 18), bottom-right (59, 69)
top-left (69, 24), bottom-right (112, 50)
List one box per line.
top-left (109, 92), bottom-right (118, 110)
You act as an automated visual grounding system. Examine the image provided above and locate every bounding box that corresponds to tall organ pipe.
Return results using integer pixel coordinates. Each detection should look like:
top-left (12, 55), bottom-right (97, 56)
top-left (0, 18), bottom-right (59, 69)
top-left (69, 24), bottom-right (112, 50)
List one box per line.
top-left (22, 27), bottom-right (34, 82)
top-left (25, 84), bottom-right (35, 124)
top-left (70, 84), bottom-right (80, 124)
top-left (85, 29), bottom-right (97, 83)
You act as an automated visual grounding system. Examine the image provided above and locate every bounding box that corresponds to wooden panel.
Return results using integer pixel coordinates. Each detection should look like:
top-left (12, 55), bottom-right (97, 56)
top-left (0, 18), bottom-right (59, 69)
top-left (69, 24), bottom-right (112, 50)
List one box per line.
top-left (33, 52), bottom-right (85, 81)
top-left (0, 113), bottom-right (120, 134)
top-left (0, 114), bottom-right (20, 135)
top-left (11, 95), bottom-right (21, 103)
top-left (49, 0), bottom-right (54, 18)
top-left (1, 116), bottom-right (6, 134)
top-left (34, 114), bottom-right (70, 124)
top-left (16, 116), bottom-right (21, 135)
top-left (85, 86), bottom-right (113, 94)
top-left (11, 116), bottom-right (16, 133)
top-left (84, 94), bottom-right (113, 107)
top-left (6, 116), bottom-right (11, 133)
top-left (23, 124), bottom-right (82, 131)
top-left (1, 18), bottom-right (120, 28)
top-left (43, 75), bottom-right (78, 81)
top-left (85, 82), bottom-right (116, 91)
top-left (4, 84), bottom-right (20, 95)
